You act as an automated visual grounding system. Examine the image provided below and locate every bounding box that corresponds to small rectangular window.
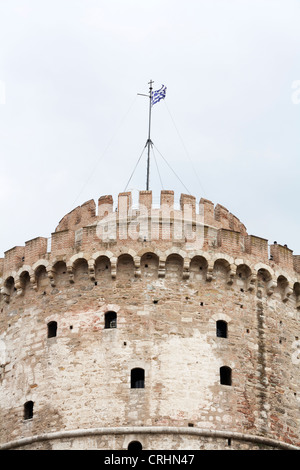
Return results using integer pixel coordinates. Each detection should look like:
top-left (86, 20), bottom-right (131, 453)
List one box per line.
top-left (220, 366), bottom-right (232, 386)
top-left (216, 320), bottom-right (227, 338)
top-left (47, 321), bottom-right (57, 338)
top-left (105, 311), bottom-right (117, 329)
top-left (24, 401), bottom-right (34, 420)
top-left (131, 368), bottom-right (145, 388)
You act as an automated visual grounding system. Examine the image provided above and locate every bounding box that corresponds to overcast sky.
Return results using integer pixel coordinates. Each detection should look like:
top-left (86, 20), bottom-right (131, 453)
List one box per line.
top-left (0, 0), bottom-right (300, 259)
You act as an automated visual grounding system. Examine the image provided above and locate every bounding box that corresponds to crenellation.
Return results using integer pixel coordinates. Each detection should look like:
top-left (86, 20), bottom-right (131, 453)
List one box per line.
top-left (199, 199), bottom-right (246, 236)
top-left (228, 213), bottom-right (247, 235)
top-left (98, 195), bottom-right (114, 219)
top-left (214, 204), bottom-right (230, 230)
top-left (160, 189), bottom-right (174, 208)
top-left (55, 199), bottom-right (96, 233)
top-left (217, 229), bottom-right (242, 256)
top-left (293, 255), bottom-right (300, 274)
top-left (51, 229), bottom-right (75, 256)
top-left (139, 190), bottom-right (152, 211)
top-left (245, 235), bottom-right (269, 262)
top-left (118, 192), bottom-right (132, 216)
top-left (180, 193), bottom-right (196, 219)
top-left (24, 237), bottom-right (48, 265)
top-left (81, 225), bottom-right (98, 251)
top-left (270, 243), bottom-right (294, 271)
top-left (4, 246), bottom-right (25, 274)
top-left (0, 191), bottom-right (299, 281)
top-left (1, 189), bottom-right (300, 451)
top-left (199, 197), bottom-right (215, 227)
top-left (228, 213), bottom-right (239, 232)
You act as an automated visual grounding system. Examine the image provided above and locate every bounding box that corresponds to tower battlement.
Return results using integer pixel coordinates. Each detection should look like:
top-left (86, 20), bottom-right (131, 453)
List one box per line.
top-left (0, 191), bottom-right (298, 286)
top-left (54, 190), bottom-right (247, 235)
top-left (0, 190), bottom-right (300, 451)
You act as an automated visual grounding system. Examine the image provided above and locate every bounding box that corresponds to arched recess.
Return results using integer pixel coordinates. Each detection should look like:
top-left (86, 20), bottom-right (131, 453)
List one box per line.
top-left (117, 254), bottom-right (135, 279)
top-left (293, 282), bottom-right (300, 309)
top-left (140, 252), bottom-right (159, 278)
top-left (19, 271), bottom-right (31, 294)
top-left (165, 254), bottom-right (183, 280)
top-left (35, 265), bottom-right (50, 292)
top-left (257, 267), bottom-right (273, 295)
top-left (4, 276), bottom-right (16, 299)
top-left (53, 261), bottom-right (69, 288)
top-left (189, 256), bottom-right (208, 281)
top-left (276, 275), bottom-right (289, 302)
top-left (73, 258), bottom-right (89, 283)
top-left (95, 256), bottom-right (111, 282)
top-left (236, 264), bottom-right (252, 291)
top-left (213, 258), bottom-right (231, 282)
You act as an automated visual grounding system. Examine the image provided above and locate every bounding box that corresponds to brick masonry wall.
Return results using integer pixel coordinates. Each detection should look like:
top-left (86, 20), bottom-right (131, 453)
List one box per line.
top-left (0, 191), bottom-right (299, 450)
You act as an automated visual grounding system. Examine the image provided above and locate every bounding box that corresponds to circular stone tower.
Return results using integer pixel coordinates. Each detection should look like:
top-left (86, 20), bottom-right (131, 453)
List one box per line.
top-left (0, 190), bottom-right (299, 450)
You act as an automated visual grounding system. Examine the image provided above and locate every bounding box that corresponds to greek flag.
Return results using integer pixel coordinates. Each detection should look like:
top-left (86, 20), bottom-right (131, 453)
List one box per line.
top-left (151, 84), bottom-right (167, 106)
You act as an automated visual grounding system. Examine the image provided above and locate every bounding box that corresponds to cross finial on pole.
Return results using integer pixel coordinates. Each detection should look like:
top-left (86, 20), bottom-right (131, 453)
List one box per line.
top-left (146, 80), bottom-right (154, 190)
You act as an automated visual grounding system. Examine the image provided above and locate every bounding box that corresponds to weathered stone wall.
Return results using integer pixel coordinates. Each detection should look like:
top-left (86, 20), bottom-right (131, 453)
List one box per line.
top-left (0, 191), bottom-right (299, 450)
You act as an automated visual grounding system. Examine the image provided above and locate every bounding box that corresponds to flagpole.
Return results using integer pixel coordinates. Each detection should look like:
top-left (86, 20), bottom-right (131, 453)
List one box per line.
top-left (146, 79), bottom-right (153, 191)
top-left (138, 80), bottom-right (166, 191)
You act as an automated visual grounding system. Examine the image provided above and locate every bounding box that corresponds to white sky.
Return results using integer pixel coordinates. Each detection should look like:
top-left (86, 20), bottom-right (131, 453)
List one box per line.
top-left (0, 0), bottom-right (300, 258)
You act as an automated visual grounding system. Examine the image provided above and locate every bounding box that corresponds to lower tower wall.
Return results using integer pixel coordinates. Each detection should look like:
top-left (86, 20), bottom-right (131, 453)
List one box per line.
top-left (0, 192), bottom-right (299, 450)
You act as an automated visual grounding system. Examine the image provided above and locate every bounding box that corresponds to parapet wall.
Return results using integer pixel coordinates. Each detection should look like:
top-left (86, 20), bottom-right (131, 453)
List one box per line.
top-left (0, 191), bottom-right (298, 283)
top-left (55, 191), bottom-right (248, 234)
top-left (0, 191), bottom-right (300, 302)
